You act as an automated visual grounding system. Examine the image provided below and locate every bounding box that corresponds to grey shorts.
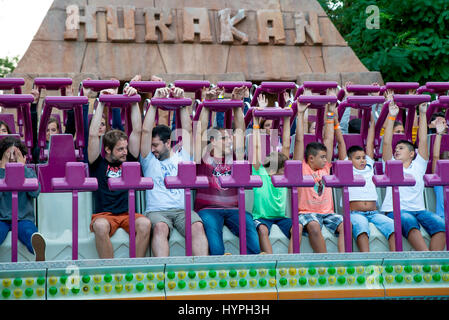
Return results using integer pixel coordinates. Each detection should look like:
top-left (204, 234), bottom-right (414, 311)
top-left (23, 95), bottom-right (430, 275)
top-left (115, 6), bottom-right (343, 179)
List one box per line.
top-left (145, 209), bottom-right (203, 237)
top-left (298, 213), bottom-right (343, 236)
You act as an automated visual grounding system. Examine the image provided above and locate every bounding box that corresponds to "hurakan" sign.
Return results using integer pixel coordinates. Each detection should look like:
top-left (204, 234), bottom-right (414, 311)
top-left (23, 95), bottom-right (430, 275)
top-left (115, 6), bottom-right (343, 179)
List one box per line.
top-left (64, 5), bottom-right (323, 45)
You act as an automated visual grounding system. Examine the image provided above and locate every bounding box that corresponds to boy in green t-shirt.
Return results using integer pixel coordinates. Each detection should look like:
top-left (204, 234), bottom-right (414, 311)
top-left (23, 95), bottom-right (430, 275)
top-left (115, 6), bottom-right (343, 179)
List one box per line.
top-left (251, 94), bottom-right (295, 253)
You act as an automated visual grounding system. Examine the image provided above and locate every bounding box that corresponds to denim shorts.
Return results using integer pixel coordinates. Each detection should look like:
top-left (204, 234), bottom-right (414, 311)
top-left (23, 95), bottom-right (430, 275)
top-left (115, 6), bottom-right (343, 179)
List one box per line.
top-left (297, 213), bottom-right (343, 235)
top-left (386, 210), bottom-right (446, 238)
top-left (254, 217), bottom-right (292, 239)
top-left (351, 210), bottom-right (394, 240)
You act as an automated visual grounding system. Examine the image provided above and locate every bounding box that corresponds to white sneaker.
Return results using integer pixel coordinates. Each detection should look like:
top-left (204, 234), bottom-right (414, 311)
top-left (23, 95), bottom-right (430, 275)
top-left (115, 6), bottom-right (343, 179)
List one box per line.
top-left (31, 233), bottom-right (46, 262)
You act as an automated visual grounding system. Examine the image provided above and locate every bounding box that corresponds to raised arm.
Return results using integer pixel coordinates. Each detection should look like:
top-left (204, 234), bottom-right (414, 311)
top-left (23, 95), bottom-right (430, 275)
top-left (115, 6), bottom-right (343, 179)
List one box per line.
top-left (88, 91), bottom-right (107, 164)
top-left (174, 87), bottom-right (194, 157)
top-left (232, 86), bottom-right (247, 161)
top-left (432, 117), bottom-right (447, 173)
top-left (252, 94), bottom-right (268, 170)
top-left (417, 102), bottom-right (429, 160)
top-left (140, 87), bottom-right (169, 159)
top-left (365, 111), bottom-right (375, 159)
top-left (293, 100), bottom-right (309, 161)
top-left (323, 102), bottom-right (336, 163)
top-left (382, 90), bottom-right (398, 162)
top-left (124, 85), bottom-right (142, 159)
top-left (334, 116), bottom-right (347, 160)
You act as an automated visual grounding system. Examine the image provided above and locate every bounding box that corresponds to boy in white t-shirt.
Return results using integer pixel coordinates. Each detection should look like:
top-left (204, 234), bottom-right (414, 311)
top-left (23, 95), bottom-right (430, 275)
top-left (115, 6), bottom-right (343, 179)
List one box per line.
top-left (380, 91), bottom-right (445, 251)
top-left (335, 112), bottom-right (395, 251)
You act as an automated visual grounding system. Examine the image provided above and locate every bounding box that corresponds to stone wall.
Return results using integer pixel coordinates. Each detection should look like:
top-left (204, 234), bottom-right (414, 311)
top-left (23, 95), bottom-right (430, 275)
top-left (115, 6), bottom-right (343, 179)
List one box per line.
top-left (11, 0), bottom-right (383, 93)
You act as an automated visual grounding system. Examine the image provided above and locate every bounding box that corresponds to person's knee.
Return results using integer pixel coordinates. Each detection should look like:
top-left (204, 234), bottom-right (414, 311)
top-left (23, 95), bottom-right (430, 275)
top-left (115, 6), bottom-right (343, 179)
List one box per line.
top-left (153, 222), bottom-right (169, 237)
top-left (192, 222), bottom-right (206, 236)
top-left (136, 217), bottom-right (151, 236)
top-left (257, 225), bottom-right (269, 237)
top-left (92, 219), bottom-right (110, 237)
top-left (306, 221), bottom-right (322, 236)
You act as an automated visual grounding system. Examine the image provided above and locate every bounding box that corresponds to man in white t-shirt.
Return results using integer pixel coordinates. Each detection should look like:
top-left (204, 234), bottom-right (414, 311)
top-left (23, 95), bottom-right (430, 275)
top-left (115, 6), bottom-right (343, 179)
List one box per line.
top-left (335, 112), bottom-right (395, 252)
top-left (140, 86), bottom-right (208, 257)
top-left (380, 91), bottom-right (445, 251)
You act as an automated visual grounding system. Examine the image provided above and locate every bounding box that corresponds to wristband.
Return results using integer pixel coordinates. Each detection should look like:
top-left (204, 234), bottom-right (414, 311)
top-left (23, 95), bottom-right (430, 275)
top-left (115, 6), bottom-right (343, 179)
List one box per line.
top-left (326, 120), bottom-right (334, 124)
top-left (334, 124), bottom-right (340, 130)
top-left (253, 125), bottom-right (260, 129)
top-left (388, 116), bottom-right (396, 121)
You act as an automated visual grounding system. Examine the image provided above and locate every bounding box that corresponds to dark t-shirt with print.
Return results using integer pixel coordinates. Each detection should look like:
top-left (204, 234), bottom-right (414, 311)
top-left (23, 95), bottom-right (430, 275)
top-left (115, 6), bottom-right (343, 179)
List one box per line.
top-left (89, 154), bottom-right (137, 214)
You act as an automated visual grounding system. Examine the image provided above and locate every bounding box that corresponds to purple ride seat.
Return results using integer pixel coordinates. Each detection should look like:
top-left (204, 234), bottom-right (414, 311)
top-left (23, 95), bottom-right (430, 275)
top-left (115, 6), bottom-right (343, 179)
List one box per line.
top-left (427, 134), bottom-right (449, 174)
top-left (37, 134), bottom-right (77, 193)
top-left (0, 113), bottom-right (16, 134)
top-left (0, 78), bottom-right (25, 94)
top-left (0, 94), bottom-right (34, 162)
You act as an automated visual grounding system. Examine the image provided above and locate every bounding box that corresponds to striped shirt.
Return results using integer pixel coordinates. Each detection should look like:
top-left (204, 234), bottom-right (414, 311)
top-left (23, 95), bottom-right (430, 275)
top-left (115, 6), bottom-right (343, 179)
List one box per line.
top-left (194, 156), bottom-right (238, 212)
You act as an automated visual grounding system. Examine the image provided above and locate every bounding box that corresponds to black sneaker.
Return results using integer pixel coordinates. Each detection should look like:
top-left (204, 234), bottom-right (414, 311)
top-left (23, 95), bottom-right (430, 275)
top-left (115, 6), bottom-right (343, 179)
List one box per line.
top-left (31, 233), bottom-right (46, 262)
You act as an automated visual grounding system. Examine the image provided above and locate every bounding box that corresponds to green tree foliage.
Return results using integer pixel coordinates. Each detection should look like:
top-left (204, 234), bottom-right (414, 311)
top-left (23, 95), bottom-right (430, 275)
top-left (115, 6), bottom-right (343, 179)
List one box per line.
top-left (0, 56), bottom-right (19, 78)
top-left (318, 0), bottom-right (449, 83)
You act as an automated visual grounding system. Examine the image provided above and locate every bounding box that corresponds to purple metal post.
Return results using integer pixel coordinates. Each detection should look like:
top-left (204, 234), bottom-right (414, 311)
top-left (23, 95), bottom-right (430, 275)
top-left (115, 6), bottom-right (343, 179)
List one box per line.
top-left (322, 161), bottom-right (366, 252)
top-left (164, 162), bottom-right (209, 256)
top-left (295, 95), bottom-right (338, 142)
top-left (38, 96), bottom-right (88, 162)
top-left (372, 160), bottom-right (416, 251)
top-left (271, 161), bottom-right (315, 253)
top-left (173, 80), bottom-right (210, 101)
top-left (98, 93), bottom-right (141, 137)
top-left (129, 81), bottom-right (166, 94)
top-left (384, 82), bottom-right (420, 94)
top-left (194, 99), bottom-right (243, 129)
top-left (51, 162), bottom-right (98, 260)
top-left (424, 160), bottom-right (449, 250)
top-left (0, 163), bottom-right (39, 262)
top-left (216, 81), bottom-right (252, 93)
top-left (217, 161), bottom-right (262, 254)
top-left (0, 94), bottom-right (35, 162)
top-left (108, 162), bottom-right (153, 258)
top-left (81, 79), bottom-right (120, 95)
top-left (0, 78), bottom-right (24, 94)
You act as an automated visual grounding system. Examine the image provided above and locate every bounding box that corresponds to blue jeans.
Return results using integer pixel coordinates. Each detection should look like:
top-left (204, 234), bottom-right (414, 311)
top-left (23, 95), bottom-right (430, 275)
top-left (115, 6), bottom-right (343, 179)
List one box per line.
top-left (351, 210), bottom-right (394, 240)
top-left (254, 217), bottom-right (292, 239)
top-left (0, 220), bottom-right (38, 254)
top-left (386, 210), bottom-right (445, 238)
top-left (198, 208), bottom-right (261, 255)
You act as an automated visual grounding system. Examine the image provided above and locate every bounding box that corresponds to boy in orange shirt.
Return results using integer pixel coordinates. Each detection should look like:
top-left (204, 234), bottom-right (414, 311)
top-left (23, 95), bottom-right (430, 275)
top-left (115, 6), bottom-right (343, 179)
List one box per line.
top-left (293, 88), bottom-right (345, 252)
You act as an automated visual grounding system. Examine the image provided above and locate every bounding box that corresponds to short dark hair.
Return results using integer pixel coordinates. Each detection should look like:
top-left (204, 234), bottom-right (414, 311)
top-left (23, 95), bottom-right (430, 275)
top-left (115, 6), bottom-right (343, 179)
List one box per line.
top-left (393, 121), bottom-right (403, 129)
top-left (262, 151), bottom-right (288, 171)
top-left (0, 136), bottom-right (27, 159)
top-left (348, 118), bottom-right (361, 134)
top-left (47, 116), bottom-right (61, 132)
top-left (0, 121), bottom-right (11, 134)
top-left (102, 129), bottom-right (128, 152)
top-left (305, 141), bottom-right (327, 159)
top-left (430, 112), bottom-right (445, 122)
top-left (152, 125), bottom-right (171, 144)
top-left (396, 139), bottom-right (415, 156)
top-left (347, 145), bottom-right (364, 158)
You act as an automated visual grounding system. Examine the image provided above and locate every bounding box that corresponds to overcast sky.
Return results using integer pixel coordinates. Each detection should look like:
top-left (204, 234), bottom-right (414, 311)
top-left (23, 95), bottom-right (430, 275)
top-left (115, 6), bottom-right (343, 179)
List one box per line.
top-left (0, 0), bottom-right (53, 58)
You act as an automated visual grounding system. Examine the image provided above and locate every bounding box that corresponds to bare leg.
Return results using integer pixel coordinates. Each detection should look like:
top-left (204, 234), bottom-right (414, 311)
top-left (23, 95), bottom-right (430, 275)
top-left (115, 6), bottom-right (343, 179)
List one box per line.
top-left (151, 222), bottom-right (170, 257)
top-left (388, 233), bottom-right (396, 251)
top-left (307, 221), bottom-right (327, 253)
top-left (356, 233), bottom-right (370, 252)
top-left (429, 231), bottom-right (446, 251)
top-left (92, 218), bottom-right (114, 259)
top-left (407, 228), bottom-right (429, 251)
top-left (336, 223), bottom-right (345, 253)
top-left (257, 225), bottom-right (273, 254)
top-left (191, 222), bottom-right (209, 256)
top-left (288, 224), bottom-right (303, 254)
top-left (135, 217), bottom-right (151, 258)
